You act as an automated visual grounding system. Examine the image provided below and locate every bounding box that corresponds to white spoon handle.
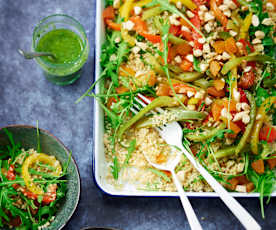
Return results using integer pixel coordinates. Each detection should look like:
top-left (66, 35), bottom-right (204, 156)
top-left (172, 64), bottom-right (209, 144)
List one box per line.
top-left (171, 171), bottom-right (203, 230)
top-left (179, 146), bottom-right (261, 230)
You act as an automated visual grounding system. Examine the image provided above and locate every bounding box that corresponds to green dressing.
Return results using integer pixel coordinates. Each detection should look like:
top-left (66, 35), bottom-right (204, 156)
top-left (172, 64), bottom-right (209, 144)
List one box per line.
top-left (36, 29), bottom-right (83, 64)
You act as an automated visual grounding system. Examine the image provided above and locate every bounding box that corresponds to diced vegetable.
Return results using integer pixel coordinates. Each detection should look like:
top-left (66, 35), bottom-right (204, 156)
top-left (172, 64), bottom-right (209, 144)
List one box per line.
top-left (225, 37), bottom-right (238, 54)
top-left (251, 159), bottom-right (265, 174)
top-left (103, 6), bottom-right (115, 21)
top-left (106, 20), bottom-right (121, 31)
top-left (213, 41), bottom-right (225, 54)
top-left (207, 86), bottom-right (225, 97)
top-left (156, 83), bottom-right (171, 96)
top-left (210, 60), bottom-right (221, 77)
top-left (221, 118), bottom-right (241, 138)
top-left (211, 101), bottom-right (224, 121)
top-left (180, 59), bottom-right (193, 71)
top-left (214, 79), bottom-right (225, 91)
top-left (238, 69), bottom-right (255, 89)
top-left (267, 154), bottom-right (276, 170)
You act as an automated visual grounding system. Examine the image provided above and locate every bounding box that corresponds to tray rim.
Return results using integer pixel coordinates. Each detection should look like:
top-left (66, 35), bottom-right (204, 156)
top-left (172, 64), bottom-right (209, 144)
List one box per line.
top-left (93, 0), bottom-right (276, 198)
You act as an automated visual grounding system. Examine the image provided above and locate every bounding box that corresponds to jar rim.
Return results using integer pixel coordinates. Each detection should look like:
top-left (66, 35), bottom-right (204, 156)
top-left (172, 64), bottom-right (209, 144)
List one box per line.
top-left (32, 14), bottom-right (88, 68)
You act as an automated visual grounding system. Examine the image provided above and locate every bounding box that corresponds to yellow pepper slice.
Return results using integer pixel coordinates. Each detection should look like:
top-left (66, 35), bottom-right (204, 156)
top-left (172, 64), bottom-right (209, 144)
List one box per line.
top-left (170, 0), bottom-right (197, 10)
top-left (22, 153), bottom-right (62, 195)
top-left (239, 12), bottom-right (252, 39)
top-left (120, 0), bottom-right (134, 20)
top-left (120, 0), bottom-right (136, 46)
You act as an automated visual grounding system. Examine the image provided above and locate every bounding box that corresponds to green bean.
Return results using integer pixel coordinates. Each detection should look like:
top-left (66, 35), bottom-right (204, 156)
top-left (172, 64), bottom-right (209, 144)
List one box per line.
top-left (168, 64), bottom-right (183, 74)
top-left (221, 54), bottom-right (276, 75)
top-left (175, 72), bottom-right (203, 82)
top-left (142, 7), bottom-right (163, 20)
top-left (214, 146), bottom-right (236, 158)
top-left (136, 108), bottom-right (206, 128)
top-left (235, 91), bottom-right (256, 155)
top-left (168, 34), bottom-right (188, 45)
top-left (193, 78), bottom-right (213, 89)
top-left (263, 77), bottom-right (276, 87)
top-left (118, 96), bottom-right (175, 140)
top-left (186, 123), bottom-right (226, 142)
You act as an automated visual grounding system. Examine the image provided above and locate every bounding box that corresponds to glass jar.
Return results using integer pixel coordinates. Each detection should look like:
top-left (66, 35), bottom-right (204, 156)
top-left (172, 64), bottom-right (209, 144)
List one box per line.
top-left (32, 14), bottom-right (89, 85)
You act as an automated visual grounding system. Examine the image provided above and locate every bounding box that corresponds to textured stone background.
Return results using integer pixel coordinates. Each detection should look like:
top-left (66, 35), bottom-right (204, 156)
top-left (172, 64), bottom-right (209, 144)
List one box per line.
top-left (0, 0), bottom-right (275, 229)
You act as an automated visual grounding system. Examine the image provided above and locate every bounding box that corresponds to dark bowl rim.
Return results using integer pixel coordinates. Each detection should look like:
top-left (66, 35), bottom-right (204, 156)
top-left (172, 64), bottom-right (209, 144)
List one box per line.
top-left (0, 124), bottom-right (81, 230)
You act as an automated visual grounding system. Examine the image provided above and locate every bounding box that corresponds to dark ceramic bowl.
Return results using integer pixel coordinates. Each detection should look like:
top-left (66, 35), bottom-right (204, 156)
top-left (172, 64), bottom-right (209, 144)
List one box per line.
top-left (0, 125), bottom-right (80, 230)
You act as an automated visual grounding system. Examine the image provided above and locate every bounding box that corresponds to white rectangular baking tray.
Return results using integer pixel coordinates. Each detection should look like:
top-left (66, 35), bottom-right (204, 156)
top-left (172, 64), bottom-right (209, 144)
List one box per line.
top-left (93, 0), bottom-right (276, 197)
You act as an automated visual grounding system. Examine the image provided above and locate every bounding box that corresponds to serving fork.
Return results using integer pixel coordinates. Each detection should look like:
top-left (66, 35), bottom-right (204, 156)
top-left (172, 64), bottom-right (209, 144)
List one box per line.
top-left (131, 93), bottom-right (261, 230)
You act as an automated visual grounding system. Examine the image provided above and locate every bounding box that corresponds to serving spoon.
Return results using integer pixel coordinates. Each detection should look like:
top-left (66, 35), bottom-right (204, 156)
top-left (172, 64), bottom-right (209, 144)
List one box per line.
top-left (131, 93), bottom-right (261, 230)
top-left (130, 98), bottom-right (203, 230)
top-left (18, 49), bottom-right (56, 60)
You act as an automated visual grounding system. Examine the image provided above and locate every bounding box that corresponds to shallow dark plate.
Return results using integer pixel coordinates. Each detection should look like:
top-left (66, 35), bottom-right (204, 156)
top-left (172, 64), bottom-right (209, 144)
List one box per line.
top-left (0, 125), bottom-right (80, 230)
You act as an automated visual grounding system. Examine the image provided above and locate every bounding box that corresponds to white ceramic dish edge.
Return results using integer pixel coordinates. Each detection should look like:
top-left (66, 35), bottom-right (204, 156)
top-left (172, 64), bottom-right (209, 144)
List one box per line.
top-left (94, 0), bottom-right (276, 198)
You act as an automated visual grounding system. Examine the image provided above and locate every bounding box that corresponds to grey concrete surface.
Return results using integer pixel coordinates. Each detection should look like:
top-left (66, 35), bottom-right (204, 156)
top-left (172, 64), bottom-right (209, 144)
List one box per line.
top-left (0, 0), bottom-right (275, 229)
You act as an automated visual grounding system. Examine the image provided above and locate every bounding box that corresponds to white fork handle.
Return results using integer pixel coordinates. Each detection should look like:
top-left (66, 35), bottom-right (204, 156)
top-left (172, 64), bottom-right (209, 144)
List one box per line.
top-left (171, 170), bottom-right (203, 230)
top-left (179, 146), bottom-right (261, 230)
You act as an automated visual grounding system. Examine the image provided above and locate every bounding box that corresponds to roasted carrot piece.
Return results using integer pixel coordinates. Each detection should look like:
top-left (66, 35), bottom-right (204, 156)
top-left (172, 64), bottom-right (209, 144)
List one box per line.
top-left (212, 41), bottom-right (225, 54)
top-left (214, 79), bottom-right (225, 91)
top-left (267, 154), bottom-right (276, 170)
top-left (251, 159), bottom-right (265, 174)
top-left (236, 175), bottom-right (250, 185)
top-left (211, 101), bottom-right (224, 121)
top-left (225, 37), bottom-right (238, 54)
top-left (106, 20), bottom-right (121, 31)
top-left (246, 182), bottom-right (255, 193)
top-left (175, 43), bottom-right (192, 56)
top-left (221, 118), bottom-right (241, 138)
top-left (227, 177), bottom-right (239, 190)
top-left (179, 59), bottom-right (193, 71)
top-left (210, 60), bottom-right (221, 77)
top-left (221, 99), bottom-right (237, 112)
top-left (130, 16), bottom-right (148, 33)
top-left (156, 83), bottom-right (171, 96)
top-left (103, 6), bottom-right (115, 21)
top-left (207, 86), bottom-right (225, 98)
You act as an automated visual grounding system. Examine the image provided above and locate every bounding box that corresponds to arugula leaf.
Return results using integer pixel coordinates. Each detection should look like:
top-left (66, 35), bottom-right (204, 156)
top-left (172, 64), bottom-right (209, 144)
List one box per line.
top-left (193, 56), bottom-right (201, 73)
top-left (123, 139), bottom-right (136, 167)
top-left (256, 87), bottom-right (270, 107)
top-left (110, 156), bottom-right (120, 180)
top-left (247, 166), bottom-right (275, 218)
